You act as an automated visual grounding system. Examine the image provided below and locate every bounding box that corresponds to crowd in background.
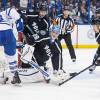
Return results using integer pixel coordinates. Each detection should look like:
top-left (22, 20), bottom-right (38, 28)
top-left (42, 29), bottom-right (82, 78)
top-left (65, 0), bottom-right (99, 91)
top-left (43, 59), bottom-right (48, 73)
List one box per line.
top-left (0, 0), bottom-right (99, 24)
top-left (50, 0), bottom-right (89, 24)
top-left (90, 0), bottom-right (100, 20)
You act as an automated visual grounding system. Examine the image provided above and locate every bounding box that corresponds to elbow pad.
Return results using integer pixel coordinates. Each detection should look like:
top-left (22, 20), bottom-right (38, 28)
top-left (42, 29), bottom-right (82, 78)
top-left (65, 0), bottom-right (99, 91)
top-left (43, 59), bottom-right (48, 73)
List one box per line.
top-left (16, 18), bottom-right (24, 32)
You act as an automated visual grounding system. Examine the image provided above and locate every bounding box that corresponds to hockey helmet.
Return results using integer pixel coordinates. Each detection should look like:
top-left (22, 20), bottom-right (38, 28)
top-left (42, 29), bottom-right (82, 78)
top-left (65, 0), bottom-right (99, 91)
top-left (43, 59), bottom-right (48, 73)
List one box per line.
top-left (39, 5), bottom-right (47, 11)
top-left (39, 5), bottom-right (47, 17)
top-left (62, 5), bottom-right (70, 11)
top-left (62, 5), bottom-right (71, 17)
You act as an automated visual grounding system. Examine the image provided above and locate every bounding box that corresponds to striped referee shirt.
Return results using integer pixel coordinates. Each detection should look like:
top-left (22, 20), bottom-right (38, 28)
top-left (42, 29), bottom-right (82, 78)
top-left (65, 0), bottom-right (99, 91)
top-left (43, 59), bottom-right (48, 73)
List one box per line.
top-left (57, 15), bottom-right (74, 34)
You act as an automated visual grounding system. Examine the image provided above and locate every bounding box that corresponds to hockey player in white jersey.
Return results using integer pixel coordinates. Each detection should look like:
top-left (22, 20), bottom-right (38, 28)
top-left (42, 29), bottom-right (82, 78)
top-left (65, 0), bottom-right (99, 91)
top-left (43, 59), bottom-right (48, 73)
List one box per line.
top-left (0, 6), bottom-right (23, 84)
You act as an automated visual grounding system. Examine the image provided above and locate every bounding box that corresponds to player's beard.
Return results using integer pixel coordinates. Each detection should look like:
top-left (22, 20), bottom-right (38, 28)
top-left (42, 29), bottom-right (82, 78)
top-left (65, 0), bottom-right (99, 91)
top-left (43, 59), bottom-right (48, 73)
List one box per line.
top-left (39, 11), bottom-right (46, 18)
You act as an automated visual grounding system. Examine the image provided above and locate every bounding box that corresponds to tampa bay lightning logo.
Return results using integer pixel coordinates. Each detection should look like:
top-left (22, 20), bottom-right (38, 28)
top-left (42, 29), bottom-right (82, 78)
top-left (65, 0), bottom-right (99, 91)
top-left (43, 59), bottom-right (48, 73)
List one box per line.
top-left (87, 29), bottom-right (95, 39)
top-left (40, 30), bottom-right (46, 35)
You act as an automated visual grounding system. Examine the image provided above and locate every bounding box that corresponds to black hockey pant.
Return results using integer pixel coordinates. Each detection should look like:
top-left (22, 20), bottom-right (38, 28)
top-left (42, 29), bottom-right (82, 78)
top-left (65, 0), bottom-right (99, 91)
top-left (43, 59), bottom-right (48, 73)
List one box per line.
top-left (51, 39), bottom-right (63, 71)
top-left (33, 39), bottom-right (51, 67)
top-left (92, 45), bottom-right (100, 65)
top-left (58, 34), bottom-right (76, 59)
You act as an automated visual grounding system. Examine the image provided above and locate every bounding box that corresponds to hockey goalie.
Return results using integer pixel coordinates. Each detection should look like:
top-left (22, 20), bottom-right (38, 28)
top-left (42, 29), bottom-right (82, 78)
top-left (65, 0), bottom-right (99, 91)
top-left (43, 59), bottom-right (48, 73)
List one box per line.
top-left (18, 5), bottom-right (52, 83)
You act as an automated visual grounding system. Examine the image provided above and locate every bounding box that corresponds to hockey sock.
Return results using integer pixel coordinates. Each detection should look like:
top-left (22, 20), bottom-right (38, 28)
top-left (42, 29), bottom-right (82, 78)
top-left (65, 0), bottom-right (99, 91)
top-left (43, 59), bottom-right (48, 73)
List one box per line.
top-left (95, 32), bottom-right (100, 44)
top-left (5, 54), bottom-right (17, 74)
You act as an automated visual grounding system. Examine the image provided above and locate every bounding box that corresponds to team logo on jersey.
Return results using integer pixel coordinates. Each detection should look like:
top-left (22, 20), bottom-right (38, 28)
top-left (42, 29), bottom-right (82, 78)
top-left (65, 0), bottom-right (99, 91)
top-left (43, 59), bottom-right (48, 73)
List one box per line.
top-left (32, 22), bottom-right (39, 34)
top-left (40, 30), bottom-right (46, 35)
top-left (32, 34), bottom-right (39, 40)
top-left (44, 45), bottom-right (51, 57)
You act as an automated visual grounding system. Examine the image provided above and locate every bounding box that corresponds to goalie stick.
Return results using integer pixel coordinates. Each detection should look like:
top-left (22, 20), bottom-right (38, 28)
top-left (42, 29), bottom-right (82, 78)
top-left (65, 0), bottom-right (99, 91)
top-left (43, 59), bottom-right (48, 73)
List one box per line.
top-left (17, 44), bottom-right (50, 83)
top-left (58, 64), bottom-right (93, 86)
top-left (0, 43), bottom-right (50, 83)
top-left (20, 58), bottom-right (50, 83)
top-left (19, 46), bottom-right (50, 78)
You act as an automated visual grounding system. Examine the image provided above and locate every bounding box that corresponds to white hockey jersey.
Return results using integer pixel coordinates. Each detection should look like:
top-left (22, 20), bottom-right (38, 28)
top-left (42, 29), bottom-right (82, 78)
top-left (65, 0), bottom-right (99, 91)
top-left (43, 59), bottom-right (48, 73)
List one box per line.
top-left (0, 7), bottom-right (20, 31)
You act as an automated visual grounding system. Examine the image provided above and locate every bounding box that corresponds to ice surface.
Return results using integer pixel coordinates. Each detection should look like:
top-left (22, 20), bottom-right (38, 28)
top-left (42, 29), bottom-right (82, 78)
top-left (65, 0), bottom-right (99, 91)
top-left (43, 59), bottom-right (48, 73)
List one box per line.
top-left (0, 49), bottom-right (100, 100)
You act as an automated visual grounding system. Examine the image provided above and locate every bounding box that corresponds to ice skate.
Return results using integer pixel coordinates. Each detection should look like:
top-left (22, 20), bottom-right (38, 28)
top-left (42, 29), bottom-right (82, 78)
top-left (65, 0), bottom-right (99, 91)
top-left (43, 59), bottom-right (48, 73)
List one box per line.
top-left (2, 77), bottom-right (9, 84)
top-left (95, 58), bottom-right (100, 66)
top-left (11, 71), bottom-right (21, 85)
top-left (53, 70), bottom-right (58, 75)
top-left (72, 58), bottom-right (76, 62)
top-left (53, 70), bottom-right (63, 82)
top-left (43, 68), bottom-right (50, 83)
top-left (53, 69), bottom-right (68, 81)
top-left (89, 65), bottom-right (96, 73)
top-left (43, 75), bottom-right (50, 83)
top-left (42, 66), bottom-right (50, 83)
top-left (0, 76), bottom-right (9, 84)
top-left (58, 69), bottom-right (68, 80)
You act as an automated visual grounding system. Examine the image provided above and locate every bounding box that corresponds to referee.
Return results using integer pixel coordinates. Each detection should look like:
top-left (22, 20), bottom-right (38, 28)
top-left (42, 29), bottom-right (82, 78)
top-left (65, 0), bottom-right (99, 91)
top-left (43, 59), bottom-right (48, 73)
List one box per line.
top-left (57, 6), bottom-right (76, 62)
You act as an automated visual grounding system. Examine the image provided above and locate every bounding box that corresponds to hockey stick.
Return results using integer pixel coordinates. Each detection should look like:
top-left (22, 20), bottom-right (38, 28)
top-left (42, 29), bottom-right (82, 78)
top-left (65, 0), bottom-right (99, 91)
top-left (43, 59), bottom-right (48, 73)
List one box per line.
top-left (58, 64), bottom-right (93, 86)
top-left (1, 43), bottom-right (49, 78)
top-left (20, 54), bottom-right (50, 78)
top-left (29, 61), bottom-right (49, 77)
top-left (16, 37), bottom-right (50, 79)
top-left (19, 47), bottom-right (50, 78)
top-left (20, 58), bottom-right (50, 83)
top-left (59, 47), bottom-right (100, 85)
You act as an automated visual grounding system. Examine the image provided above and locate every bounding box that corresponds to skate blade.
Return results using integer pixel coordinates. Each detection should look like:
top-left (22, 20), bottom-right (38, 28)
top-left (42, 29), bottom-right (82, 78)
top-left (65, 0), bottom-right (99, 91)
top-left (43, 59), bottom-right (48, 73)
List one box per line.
top-left (89, 68), bottom-right (95, 74)
top-left (12, 83), bottom-right (22, 87)
top-left (43, 76), bottom-right (51, 83)
top-left (52, 74), bottom-right (70, 85)
top-left (0, 77), bottom-right (9, 85)
top-left (89, 70), bottom-right (94, 74)
top-left (59, 73), bottom-right (70, 80)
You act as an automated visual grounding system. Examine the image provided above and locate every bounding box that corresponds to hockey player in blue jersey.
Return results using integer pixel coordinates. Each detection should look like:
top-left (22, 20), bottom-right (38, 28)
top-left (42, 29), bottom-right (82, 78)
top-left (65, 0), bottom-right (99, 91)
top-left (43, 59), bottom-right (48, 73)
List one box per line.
top-left (0, 6), bottom-right (23, 84)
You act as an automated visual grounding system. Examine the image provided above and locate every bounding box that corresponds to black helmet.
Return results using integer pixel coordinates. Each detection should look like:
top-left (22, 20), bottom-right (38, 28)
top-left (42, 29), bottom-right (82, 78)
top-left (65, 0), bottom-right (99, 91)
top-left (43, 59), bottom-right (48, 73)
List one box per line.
top-left (62, 5), bottom-right (70, 11)
top-left (39, 5), bottom-right (48, 18)
top-left (95, 8), bottom-right (100, 14)
top-left (39, 5), bottom-right (47, 11)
